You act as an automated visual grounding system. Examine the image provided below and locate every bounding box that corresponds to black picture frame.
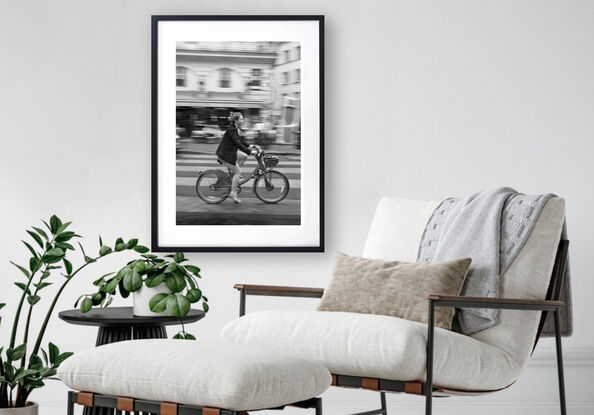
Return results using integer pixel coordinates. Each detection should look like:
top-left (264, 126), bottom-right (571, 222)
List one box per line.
top-left (151, 15), bottom-right (324, 252)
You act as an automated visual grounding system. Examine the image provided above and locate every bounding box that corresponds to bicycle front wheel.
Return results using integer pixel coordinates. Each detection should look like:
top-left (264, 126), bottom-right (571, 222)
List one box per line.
top-left (195, 170), bottom-right (230, 204)
top-left (254, 170), bottom-right (290, 204)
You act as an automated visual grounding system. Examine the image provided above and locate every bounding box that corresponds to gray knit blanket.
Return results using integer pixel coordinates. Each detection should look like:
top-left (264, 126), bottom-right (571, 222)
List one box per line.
top-left (418, 188), bottom-right (572, 336)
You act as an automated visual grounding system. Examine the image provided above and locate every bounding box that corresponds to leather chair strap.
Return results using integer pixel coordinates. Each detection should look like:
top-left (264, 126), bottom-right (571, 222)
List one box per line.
top-left (116, 397), bottom-right (134, 412)
top-left (77, 392), bottom-right (94, 407)
top-left (161, 401), bottom-right (178, 415)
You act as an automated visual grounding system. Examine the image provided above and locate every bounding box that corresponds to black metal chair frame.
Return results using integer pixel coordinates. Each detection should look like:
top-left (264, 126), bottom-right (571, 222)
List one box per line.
top-left (234, 239), bottom-right (569, 415)
top-left (66, 391), bottom-right (323, 415)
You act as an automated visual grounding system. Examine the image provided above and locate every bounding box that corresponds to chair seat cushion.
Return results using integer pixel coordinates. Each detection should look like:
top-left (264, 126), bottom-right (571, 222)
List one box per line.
top-left (221, 311), bottom-right (523, 391)
top-left (58, 339), bottom-right (331, 410)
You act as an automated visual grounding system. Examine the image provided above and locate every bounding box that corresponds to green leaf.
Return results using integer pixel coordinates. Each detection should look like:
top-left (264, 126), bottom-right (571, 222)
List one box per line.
top-left (10, 261), bottom-right (31, 279)
top-left (78, 242), bottom-right (87, 256)
top-left (99, 245), bottom-right (112, 256)
top-left (123, 269), bottom-right (142, 292)
top-left (127, 238), bottom-right (138, 249)
top-left (173, 252), bottom-right (185, 263)
top-left (22, 240), bottom-right (39, 258)
top-left (49, 215), bottom-right (62, 234)
top-left (55, 221), bottom-right (72, 235)
top-left (93, 273), bottom-right (113, 285)
top-left (3, 362), bottom-right (15, 381)
top-left (184, 265), bottom-right (200, 274)
top-left (91, 292), bottom-right (105, 306)
top-left (166, 293), bottom-right (190, 317)
top-left (149, 293), bottom-right (169, 313)
top-left (26, 230), bottom-right (44, 248)
top-left (63, 258), bottom-right (73, 275)
top-left (118, 279), bottom-right (130, 298)
top-left (56, 241), bottom-right (75, 251)
top-left (48, 343), bottom-right (59, 365)
top-left (165, 272), bottom-right (185, 293)
top-left (202, 302), bottom-right (209, 313)
top-left (7, 344), bottom-right (26, 362)
top-left (115, 243), bottom-right (127, 252)
top-left (27, 295), bottom-right (41, 305)
top-left (133, 245), bottom-right (150, 253)
top-left (80, 297), bottom-right (93, 313)
top-left (54, 352), bottom-right (73, 366)
top-left (172, 333), bottom-right (184, 339)
top-left (33, 282), bottom-right (52, 290)
top-left (56, 231), bottom-right (77, 242)
top-left (0, 303), bottom-right (5, 310)
top-left (32, 226), bottom-right (49, 241)
top-left (14, 368), bottom-right (38, 382)
top-left (14, 282), bottom-right (31, 295)
top-left (28, 354), bottom-right (43, 370)
top-left (164, 263), bottom-right (178, 273)
top-left (84, 256), bottom-right (96, 263)
top-left (145, 273), bottom-right (165, 288)
top-left (184, 333), bottom-right (196, 340)
top-left (186, 288), bottom-right (202, 303)
top-left (26, 378), bottom-right (45, 388)
top-left (40, 348), bottom-right (49, 365)
top-left (101, 277), bottom-right (119, 294)
top-left (43, 247), bottom-right (65, 264)
top-left (29, 257), bottom-right (41, 273)
top-left (99, 235), bottom-right (103, 247)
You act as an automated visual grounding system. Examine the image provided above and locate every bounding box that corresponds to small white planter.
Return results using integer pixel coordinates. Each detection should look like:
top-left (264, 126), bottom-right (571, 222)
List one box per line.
top-left (0, 402), bottom-right (39, 415)
top-left (133, 283), bottom-right (170, 316)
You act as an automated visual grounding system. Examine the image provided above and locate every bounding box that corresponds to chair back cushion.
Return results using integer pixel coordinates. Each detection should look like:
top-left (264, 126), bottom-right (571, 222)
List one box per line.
top-left (363, 196), bottom-right (565, 367)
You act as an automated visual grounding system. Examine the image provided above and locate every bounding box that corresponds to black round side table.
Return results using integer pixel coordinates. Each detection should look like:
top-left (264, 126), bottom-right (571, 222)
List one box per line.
top-left (59, 307), bottom-right (205, 415)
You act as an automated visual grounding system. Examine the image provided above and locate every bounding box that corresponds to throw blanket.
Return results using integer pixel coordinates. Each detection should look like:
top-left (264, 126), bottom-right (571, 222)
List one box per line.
top-left (417, 187), bottom-right (572, 336)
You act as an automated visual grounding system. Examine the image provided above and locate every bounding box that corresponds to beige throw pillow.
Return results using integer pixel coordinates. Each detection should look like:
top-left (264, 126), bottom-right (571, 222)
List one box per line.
top-left (317, 254), bottom-right (472, 330)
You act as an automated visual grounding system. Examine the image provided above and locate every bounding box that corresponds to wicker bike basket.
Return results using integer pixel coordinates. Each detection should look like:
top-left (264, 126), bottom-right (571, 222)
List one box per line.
top-left (263, 155), bottom-right (280, 168)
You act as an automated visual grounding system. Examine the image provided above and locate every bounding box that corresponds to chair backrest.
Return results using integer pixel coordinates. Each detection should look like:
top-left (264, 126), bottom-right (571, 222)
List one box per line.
top-left (363, 196), bottom-right (565, 368)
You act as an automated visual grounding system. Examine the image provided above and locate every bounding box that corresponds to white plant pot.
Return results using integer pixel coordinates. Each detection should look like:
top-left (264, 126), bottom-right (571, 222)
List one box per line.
top-left (133, 283), bottom-right (170, 316)
top-left (0, 402), bottom-right (39, 415)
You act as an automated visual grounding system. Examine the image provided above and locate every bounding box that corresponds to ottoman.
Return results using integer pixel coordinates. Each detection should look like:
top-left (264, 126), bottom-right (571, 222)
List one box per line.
top-left (58, 339), bottom-right (331, 414)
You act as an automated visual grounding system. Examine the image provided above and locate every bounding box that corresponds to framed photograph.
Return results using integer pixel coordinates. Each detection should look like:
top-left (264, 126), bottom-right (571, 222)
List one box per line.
top-left (151, 15), bottom-right (324, 252)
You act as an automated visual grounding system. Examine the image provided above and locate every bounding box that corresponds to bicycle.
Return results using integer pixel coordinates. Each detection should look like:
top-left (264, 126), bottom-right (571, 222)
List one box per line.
top-left (195, 146), bottom-right (291, 204)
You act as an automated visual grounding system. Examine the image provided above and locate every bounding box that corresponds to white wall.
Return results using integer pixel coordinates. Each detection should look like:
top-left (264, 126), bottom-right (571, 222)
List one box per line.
top-left (0, 0), bottom-right (593, 414)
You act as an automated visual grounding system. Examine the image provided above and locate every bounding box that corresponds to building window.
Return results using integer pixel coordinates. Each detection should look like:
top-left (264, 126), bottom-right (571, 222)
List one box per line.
top-left (294, 69), bottom-right (300, 83)
top-left (295, 46), bottom-right (301, 61)
top-left (219, 68), bottom-right (231, 88)
top-left (176, 66), bottom-right (186, 87)
top-left (283, 71), bottom-right (290, 85)
top-left (284, 49), bottom-right (290, 63)
top-left (251, 68), bottom-right (262, 87)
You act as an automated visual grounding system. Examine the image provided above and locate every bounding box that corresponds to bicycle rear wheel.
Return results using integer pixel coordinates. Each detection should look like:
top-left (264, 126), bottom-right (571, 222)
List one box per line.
top-left (195, 170), bottom-right (230, 204)
top-left (254, 170), bottom-right (290, 204)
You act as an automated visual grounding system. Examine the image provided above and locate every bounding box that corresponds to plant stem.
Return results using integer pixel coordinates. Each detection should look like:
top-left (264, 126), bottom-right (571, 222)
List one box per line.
top-left (9, 244), bottom-right (51, 349)
top-left (20, 265), bottom-right (49, 368)
top-left (30, 251), bottom-right (113, 357)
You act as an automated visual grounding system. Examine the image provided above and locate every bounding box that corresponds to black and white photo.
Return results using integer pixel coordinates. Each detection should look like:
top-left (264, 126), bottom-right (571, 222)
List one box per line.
top-left (152, 16), bottom-right (324, 251)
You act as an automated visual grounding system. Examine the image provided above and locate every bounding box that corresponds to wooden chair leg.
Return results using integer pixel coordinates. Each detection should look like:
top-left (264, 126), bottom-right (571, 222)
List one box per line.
top-left (554, 310), bottom-right (567, 415)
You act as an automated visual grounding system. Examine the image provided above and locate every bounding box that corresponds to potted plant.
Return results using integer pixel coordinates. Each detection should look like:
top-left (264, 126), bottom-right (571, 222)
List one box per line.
top-left (77, 252), bottom-right (208, 339)
top-left (0, 215), bottom-right (143, 414)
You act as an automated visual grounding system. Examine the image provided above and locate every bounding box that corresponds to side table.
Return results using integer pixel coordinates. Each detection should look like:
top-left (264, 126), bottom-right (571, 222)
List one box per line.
top-left (59, 306), bottom-right (205, 415)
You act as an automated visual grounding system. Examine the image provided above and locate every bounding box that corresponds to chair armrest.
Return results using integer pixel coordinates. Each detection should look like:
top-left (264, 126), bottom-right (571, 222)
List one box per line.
top-left (233, 284), bottom-right (324, 298)
top-left (428, 294), bottom-right (564, 311)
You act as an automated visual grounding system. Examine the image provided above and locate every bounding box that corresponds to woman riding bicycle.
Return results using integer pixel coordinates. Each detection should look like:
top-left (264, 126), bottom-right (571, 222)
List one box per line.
top-left (215, 112), bottom-right (256, 203)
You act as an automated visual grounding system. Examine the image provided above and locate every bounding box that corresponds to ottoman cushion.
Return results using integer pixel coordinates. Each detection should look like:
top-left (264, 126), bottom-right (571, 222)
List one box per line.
top-left (58, 339), bottom-right (331, 411)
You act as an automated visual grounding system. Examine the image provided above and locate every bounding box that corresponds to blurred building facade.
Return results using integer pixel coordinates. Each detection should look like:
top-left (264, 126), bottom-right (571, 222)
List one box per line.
top-left (272, 42), bottom-right (301, 144)
top-left (175, 41), bottom-right (301, 146)
top-left (176, 42), bottom-right (277, 137)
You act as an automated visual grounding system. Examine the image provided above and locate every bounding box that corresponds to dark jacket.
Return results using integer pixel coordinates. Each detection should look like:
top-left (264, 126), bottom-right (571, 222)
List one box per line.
top-left (216, 127), bottom-right (251, 165)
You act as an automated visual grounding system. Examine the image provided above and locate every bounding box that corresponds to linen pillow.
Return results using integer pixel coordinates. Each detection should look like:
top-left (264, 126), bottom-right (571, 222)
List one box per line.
top-left (317, 253), bottom-right (472, 330)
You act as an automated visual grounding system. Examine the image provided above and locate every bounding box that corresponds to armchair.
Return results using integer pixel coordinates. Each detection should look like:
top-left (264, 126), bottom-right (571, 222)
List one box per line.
top-left (222, 197), bottom-right (569, 415)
